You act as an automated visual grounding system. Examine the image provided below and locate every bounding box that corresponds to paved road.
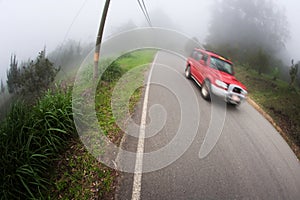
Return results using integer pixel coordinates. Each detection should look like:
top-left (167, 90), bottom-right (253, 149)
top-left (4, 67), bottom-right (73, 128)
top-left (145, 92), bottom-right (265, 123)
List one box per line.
top-left (115, 51), bottom-right (300, 200)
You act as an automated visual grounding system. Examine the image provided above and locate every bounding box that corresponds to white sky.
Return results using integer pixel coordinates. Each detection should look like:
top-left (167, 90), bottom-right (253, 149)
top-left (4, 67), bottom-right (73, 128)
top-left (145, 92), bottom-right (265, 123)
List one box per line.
top-left (0, 0), bottom-right (299, 81)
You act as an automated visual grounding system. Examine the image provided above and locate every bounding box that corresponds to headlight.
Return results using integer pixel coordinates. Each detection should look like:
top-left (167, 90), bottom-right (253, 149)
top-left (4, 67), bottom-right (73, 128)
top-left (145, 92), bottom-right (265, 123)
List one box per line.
top-left (215, 80), bottom-right (228, 89)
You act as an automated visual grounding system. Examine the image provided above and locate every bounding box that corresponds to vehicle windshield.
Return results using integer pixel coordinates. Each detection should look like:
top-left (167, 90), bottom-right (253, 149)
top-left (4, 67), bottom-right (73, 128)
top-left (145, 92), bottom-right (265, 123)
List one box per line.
top-left (210, 56), bottom-right (234, 75)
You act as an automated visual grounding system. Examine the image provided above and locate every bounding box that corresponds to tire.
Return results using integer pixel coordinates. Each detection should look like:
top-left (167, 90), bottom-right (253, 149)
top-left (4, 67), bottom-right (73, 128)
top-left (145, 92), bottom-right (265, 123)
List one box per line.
top-left (185, 66), bottom-right (191, 79)
top-left (201, 80), bottom-right (211, 101)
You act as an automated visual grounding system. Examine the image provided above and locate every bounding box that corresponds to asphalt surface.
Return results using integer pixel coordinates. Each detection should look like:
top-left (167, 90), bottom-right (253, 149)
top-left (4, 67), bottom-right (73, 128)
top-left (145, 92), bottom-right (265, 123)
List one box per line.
top-left (115, 51), bottom-right (300, 200)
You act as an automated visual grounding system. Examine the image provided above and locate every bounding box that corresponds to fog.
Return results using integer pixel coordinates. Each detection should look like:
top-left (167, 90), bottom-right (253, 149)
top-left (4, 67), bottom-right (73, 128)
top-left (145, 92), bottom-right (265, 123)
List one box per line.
top-left (0, 0), bottom-right (299, 82)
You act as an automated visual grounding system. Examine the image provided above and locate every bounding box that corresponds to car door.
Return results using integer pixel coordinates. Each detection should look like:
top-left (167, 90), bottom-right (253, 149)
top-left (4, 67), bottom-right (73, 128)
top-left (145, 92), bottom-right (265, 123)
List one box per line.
top-left (189, 51), bottom-right (203, 84)
top-left (196, 52), bottom-right (208, 84)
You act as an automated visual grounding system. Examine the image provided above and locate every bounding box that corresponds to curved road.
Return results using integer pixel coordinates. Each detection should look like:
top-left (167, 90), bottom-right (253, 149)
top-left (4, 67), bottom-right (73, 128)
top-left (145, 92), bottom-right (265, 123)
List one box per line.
top-left (116, 51), bottom-right (300, 200)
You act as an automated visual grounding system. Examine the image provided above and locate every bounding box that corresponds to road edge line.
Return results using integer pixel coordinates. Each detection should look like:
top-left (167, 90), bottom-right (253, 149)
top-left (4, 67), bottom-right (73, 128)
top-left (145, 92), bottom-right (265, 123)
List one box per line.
top-left (131, 52), bottom-right (159, 200)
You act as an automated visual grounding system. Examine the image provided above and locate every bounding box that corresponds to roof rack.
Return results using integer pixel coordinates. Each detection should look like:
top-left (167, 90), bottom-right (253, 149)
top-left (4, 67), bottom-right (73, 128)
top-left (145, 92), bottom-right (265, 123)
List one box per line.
top-left (205, 49), bottom-right (230, 60)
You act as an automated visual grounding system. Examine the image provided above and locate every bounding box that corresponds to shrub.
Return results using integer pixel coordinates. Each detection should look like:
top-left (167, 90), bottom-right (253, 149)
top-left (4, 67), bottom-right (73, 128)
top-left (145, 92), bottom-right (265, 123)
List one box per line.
top-left (6, 50), bottom-right (59, 97)
top-left (0, 88), bottom-right (76, 199)
top-left (100, 59), bottom-right (124, 82)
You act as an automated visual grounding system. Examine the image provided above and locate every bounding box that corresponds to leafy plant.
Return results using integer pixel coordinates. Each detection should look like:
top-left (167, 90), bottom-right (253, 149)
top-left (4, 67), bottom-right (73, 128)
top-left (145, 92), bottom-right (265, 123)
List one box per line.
top-left (1, 49), bottom-right (157, 200)
top-left (289, 59), bottom-right (299, 88)
top-left (0, 79), bottom-right (5, 94)
top-left (6, 54), bottom-right (19, 94)
top-left (0, 88), bottom-right (75, 199)
top-left (6, 49), bottom-right (59, 97)
top-left (272, 67), bottom-right (280, 81)
top-left (100, 59), bottom-right (124, 82)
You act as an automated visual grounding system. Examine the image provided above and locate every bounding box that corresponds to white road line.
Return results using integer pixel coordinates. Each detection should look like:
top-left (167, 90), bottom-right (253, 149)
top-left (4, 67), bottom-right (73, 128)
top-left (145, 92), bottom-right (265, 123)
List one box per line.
top-left (131, 52), bottom-right (158, 200)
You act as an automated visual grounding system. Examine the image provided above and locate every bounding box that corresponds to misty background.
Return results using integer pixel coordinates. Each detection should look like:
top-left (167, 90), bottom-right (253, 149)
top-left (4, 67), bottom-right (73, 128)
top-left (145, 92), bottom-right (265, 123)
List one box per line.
top-left (0, 0), bottom-right (299, 83)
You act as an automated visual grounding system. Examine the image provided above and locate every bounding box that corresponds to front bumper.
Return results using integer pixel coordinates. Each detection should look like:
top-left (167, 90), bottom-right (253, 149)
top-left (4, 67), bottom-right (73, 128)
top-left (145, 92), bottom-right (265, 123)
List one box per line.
top-left (211, 84), bottom-right (247, 105)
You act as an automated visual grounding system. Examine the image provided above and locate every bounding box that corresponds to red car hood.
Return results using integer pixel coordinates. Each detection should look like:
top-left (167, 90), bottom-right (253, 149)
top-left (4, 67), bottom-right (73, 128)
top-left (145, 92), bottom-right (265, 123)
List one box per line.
top-left (218, 71), bottom-right (247, 91)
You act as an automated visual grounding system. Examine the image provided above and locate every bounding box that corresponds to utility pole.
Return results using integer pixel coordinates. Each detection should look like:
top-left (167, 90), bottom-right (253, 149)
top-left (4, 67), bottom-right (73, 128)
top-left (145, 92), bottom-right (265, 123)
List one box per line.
top-left (94, 0), bottom-right (111, 79)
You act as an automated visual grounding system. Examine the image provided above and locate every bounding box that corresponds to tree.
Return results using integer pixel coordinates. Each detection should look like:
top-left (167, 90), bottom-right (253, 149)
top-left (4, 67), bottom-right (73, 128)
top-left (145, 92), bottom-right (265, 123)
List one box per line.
top-left (6, 54), bottom-right (20, 94)
top-left (48, 40), bottom-right (93, 73)
top-left (6, 49), bottom-right (59, 96)
top-left (0, 79), bottom-right (5, 94)
top-left (20, 50), bottom-right (58, 95)
top-left (289, 59), bottom-right (299, 87)
top-left (255, 48), bottom-right (269, 75)
top-left (205, 0), bottom-right (289, 65)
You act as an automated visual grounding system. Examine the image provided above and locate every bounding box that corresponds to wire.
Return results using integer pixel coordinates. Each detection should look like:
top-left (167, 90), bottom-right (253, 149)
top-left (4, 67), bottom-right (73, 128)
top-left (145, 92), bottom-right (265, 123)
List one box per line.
top-left (137, 0), bottom-right (152, 27)
top-left (62, 0), bottom-right (89, 44)
top-left (54, 0), bottom-right (89, 76)
top-left (141, 0), bottom-right (152, 26)
top-left (137, 0), bottom-right (150, 26)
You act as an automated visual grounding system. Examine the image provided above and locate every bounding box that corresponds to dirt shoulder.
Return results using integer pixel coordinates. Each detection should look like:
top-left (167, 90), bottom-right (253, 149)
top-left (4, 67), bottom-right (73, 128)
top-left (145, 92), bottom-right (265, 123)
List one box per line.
top-left (235, 66), bottom-right (300, 160)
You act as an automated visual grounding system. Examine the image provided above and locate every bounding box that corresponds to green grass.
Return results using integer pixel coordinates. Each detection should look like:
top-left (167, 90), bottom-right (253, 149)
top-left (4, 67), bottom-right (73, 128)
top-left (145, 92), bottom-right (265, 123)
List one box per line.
top-left (96, 50), bottom-right (156, 144)
top-left (117, 50), bottom-right (157, 71)
top-left (235, 65), bottom-right (300, 155)
top-left (0, 49), bottom-right (156, 199)
top-left (0, 88), bottom-right (76, 199)
top-left (50, 49), bottom-right (157, 199)
top-left (49, 139), bottom-right (114, 200)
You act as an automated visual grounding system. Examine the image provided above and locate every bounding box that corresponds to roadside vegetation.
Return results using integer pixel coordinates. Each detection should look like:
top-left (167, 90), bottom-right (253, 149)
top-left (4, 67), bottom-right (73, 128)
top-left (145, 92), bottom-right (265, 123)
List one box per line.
top-left (0, 89), bottom-right (75, 199)
top-left (50, 49), bottom-right (156, 199)
top-left (235, 65), bottom-right (300, 158)
top-left (0, 49), bottom-right (156, 199)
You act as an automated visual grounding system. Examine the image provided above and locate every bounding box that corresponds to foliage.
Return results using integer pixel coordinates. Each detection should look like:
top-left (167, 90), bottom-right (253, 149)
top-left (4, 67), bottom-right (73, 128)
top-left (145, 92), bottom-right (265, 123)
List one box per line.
top-left (100, 59), bottom-right (124, 82)
top-left (48, 50), bottom-right (156, 199)
top-left (48, 40), bottom-right (93, 76)
top-left (272, 67), bottom-right (280, 81)
top-left (0, 88), bottom-right (76, 199)
top-left (0, 79), bottom-right (4, 94)
top-left (205, 0), bottom-right (289, 75)
top-left (22, 50), bottom-right (59, 95)
top-left (0, 49), bottom-right (156, 200)
top-left (289, 59), bottom-right (299, 87)
top-left (235, 65), bottom-right (300, 154)
top-left (6, 50), bottom-right (59, 97)
top-left (255, 48), bottom-right (270, 75)
top-left (96, 50), bottom-right (156, 141)
top-left (6, 54), bottom-right (19, 93)
top-left (206, 0), bottom-right (289, 53)
top-left (49, 139), bottom-right (114, 200)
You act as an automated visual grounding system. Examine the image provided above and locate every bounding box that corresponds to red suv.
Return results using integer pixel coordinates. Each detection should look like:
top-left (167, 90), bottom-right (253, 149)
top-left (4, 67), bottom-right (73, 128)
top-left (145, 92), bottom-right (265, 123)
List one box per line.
top-left (185, 48), bottom-right (247, 105)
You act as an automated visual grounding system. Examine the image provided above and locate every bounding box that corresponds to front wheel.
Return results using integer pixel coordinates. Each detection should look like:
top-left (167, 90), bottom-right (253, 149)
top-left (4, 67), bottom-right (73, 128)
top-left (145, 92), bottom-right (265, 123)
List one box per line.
top-left (201, 80), bottom-right (211, 101)
top-left (185, 66), bottom-right (191, 79)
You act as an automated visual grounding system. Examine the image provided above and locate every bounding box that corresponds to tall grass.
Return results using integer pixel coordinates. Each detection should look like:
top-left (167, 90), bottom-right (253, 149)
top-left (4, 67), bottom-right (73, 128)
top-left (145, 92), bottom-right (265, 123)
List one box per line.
top-left (0, 88), bottom-right (76, 199)
top-left (0, 50), bottom-right (157, 199)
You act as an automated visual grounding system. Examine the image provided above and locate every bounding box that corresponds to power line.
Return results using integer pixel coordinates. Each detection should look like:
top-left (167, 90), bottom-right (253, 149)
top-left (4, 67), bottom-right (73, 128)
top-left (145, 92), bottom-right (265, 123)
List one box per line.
top-left (137, 0), bottom-right (150, 25)
top-left (141, 0), bottom-right (152, 26)
top-left (137, 0), bottom-right (152, 27)
top-left (55, 0), bottom-right (89, 77)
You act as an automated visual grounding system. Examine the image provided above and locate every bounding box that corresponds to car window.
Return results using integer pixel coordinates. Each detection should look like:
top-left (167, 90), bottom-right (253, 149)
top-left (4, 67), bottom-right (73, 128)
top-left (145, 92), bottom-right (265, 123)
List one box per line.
top-left (192, 51), bottom-right (202, 61)
top-left (202, 54), bottom-right (208, 62)
top-left (210, 56), bottom-right (234, 75)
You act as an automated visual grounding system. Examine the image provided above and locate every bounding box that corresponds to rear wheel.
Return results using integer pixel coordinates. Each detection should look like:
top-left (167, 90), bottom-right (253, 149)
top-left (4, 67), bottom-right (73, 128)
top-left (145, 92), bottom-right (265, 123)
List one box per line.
top-left (185, 66), bottom-right (191, 79)
top-left (201, 80), bottom-right (211, 101)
